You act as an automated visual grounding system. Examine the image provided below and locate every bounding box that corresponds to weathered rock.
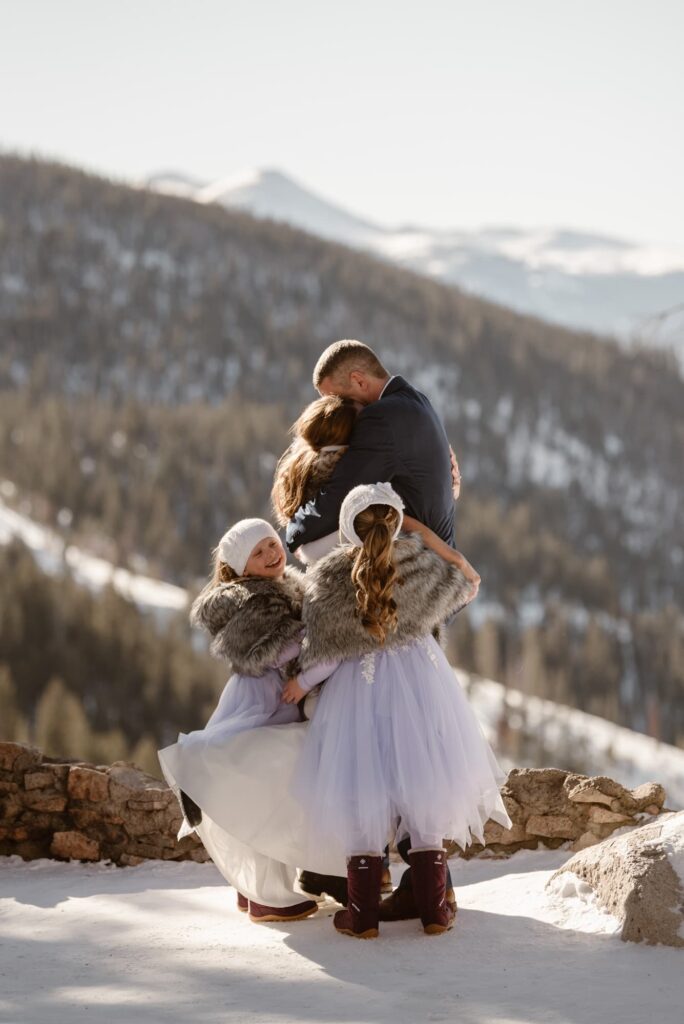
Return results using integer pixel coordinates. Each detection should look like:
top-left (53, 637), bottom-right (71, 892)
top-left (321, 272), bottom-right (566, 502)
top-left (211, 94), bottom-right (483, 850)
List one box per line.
top-left (571, 830), bottom-right (602, 852)
top-left (119, 853), bottom-right (145, 867)
top-left (51, 830), bottom-right (100, 862)
top-left (631, 782), bottom-right (666, 812)
top-left (587, 806), bottom-right (634, 825)
top-left (108, 763), bottom-right (166, 803)
top-left (127, 797), bottom-right (173, 811)
top-left (549, 811), bottom-right (684, 947)
top-left (566, 786), bottom-right (615, 808)
top-left (70, 804), bottom-right (125, 828)
top-left (483, 820), bottom-right (528, 844)
top-left (0, 742), bottom-right (42, 773)
top-left (67, 766), bottom-right (110, 803)
top-left (526, 813), bottom-right (578, 839)
top-left (22, 791), bottom-right (68, 813)
top-left (25, 770), bottom-right (59, 791)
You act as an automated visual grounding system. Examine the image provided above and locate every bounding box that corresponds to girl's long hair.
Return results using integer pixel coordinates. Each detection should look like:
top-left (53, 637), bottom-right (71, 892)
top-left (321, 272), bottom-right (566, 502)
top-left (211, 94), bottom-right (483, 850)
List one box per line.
top-left (272, 395), bottom-right (357, 525)
top-left (351, 505), bottom-right (400, 644)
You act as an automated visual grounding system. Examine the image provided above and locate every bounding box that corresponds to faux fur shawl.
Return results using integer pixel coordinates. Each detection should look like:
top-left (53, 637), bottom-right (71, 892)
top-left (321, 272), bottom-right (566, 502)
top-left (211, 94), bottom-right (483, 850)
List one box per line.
top-left (299, 533), bottom-right (472, 669)
top-left (190, 567), bottom-right (305, 675)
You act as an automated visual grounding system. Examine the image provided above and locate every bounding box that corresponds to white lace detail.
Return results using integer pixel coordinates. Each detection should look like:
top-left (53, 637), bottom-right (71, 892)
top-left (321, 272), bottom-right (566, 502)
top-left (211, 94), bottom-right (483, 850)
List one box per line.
top-left (361, 653), bottom-right (376, 684)
top-left (419, 635), bottom-right (439, 667)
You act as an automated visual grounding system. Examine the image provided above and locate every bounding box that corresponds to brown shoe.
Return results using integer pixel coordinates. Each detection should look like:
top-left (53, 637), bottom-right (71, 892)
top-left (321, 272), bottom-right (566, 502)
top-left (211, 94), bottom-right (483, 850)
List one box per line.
top-left (378, 873), bottom-right (419, 921)
top-left (379, 871), bottom-right (458, 922)
top-left (236, 892), bottom-right (248, 913)
top-left (408, 848), bottom-right (455, 935)
top-left (380, 865), bottom-right (393, 894)
top-left (333, 855), bottom-right (382, 939)
top-left (248, 898), bottom-right (318, 923)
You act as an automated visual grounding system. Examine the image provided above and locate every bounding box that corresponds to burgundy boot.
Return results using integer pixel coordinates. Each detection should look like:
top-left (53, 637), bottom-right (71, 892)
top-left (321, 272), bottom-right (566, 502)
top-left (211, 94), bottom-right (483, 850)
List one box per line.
top-left (248, 898), bottom-right (318, 923)
top-left (236, 892), bottom-right (248, 913)
top-left (408, 848), bottom-right (455, 935)
top-left (333, 855), bottom-right (383, 939)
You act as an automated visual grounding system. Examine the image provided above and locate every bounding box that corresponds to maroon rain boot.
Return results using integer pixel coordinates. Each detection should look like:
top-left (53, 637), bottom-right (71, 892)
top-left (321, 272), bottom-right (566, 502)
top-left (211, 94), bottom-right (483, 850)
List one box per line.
top-left (236, 892), bottom-right (248, 913)
top-left (408, 848), bottom-right (455, 935)
top-left (333, 855), bottom-right (383, 939)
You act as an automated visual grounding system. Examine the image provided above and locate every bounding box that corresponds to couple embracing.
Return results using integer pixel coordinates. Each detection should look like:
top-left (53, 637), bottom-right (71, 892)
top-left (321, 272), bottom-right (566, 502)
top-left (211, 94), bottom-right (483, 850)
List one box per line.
top-left (158, 340), bottom-right (511, 940)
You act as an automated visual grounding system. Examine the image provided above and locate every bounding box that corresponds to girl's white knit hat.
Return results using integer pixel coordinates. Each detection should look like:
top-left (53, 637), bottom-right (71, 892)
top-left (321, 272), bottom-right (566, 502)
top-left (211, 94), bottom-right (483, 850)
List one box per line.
top-left (339, 482), bottom-right (405, 547)
top-left (218, 518), bottom-right (280, 575)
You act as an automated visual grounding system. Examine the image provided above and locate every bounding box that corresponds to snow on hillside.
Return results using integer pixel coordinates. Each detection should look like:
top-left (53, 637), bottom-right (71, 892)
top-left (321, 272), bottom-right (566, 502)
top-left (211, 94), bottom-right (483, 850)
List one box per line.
top-left (0, 851), bottom-right (679, 1024)
top-left (147, 167), bottom-right (684, 348)
top-left (0, 486), bottom-right (187, 617)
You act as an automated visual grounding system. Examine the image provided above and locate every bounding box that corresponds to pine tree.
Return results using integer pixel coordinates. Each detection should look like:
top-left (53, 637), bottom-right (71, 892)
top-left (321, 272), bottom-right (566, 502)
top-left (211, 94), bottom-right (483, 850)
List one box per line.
top-left (0, 664), bottom-right (28, 742)
top-left (34, 677), bottom-right (91, 759)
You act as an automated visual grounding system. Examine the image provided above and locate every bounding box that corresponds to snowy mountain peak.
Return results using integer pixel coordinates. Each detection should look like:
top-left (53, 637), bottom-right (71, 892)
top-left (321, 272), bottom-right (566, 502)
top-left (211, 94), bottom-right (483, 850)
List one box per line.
top-left (146, 165), bottom-right (684, 347)
top-left (149, 166), bottom-right (382, 245)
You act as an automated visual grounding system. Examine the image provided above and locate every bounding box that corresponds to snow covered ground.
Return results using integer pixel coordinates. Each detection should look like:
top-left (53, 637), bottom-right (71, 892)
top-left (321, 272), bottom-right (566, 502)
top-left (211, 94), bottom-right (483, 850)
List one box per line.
top-left (0, 851), bottom-right (679, 1024)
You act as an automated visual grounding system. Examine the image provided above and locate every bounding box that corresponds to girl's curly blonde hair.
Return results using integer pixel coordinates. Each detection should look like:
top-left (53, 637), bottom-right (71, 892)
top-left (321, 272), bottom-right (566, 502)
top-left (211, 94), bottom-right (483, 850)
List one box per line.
top-left (271, 395), bottom-right (357, 525)
top-left (350, 504), bottom-right (401, 644)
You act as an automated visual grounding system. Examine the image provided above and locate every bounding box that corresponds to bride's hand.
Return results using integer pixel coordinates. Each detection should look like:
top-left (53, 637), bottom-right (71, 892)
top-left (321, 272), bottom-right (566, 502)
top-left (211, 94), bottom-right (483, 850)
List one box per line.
top-left (282, 677), bottom-right (306, 704)
top-left (450, 446), bottom-right (461, 501)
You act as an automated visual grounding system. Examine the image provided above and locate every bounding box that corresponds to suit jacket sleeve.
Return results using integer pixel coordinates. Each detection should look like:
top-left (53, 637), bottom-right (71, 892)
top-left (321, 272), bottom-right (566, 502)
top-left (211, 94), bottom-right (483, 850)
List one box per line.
top-left (285, 403), bottom-right (395, 551)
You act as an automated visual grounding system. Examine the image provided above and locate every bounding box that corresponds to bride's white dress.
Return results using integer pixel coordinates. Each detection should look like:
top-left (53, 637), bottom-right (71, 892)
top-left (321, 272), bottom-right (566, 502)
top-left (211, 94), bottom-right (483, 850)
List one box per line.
top-left (159, 721), bottom-right (348, 905)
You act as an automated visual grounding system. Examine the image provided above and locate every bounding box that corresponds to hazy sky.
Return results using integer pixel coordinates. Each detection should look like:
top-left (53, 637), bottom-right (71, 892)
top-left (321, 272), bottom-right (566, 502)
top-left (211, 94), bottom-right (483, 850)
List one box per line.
top-left (2, 0), bottom-right (682, 245)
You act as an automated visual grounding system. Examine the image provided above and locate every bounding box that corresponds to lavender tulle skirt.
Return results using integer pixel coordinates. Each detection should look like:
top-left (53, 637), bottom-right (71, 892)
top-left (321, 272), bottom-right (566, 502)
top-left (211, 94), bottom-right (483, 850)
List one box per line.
top-left (292, 634), bottom-right (512, 855)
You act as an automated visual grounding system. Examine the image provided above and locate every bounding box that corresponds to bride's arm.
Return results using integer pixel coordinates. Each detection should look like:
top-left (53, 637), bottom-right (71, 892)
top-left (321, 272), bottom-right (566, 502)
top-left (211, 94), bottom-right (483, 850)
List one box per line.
top-left (402, 514), bottom-right (480, 592)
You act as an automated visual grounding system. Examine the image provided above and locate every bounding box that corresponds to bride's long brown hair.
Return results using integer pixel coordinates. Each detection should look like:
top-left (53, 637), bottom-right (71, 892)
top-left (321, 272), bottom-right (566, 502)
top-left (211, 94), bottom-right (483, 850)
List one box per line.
top-left (351, 504), bottom-right (401, 644)
top-left (271, 395), bottom-right (357, 526)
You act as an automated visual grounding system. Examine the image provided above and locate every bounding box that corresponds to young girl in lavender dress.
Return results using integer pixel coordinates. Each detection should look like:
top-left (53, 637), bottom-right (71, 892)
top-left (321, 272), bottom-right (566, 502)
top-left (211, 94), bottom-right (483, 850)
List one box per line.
top-left (284, 482), bottom-right (512, 939)
top-left (272, 395), bottom-right (481, 904)
top-left (157, 517), bottom-right (337, 923)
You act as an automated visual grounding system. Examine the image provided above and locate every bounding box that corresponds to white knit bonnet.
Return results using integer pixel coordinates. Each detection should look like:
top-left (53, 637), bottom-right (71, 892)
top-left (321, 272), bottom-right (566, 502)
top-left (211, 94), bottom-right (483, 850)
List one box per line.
top-left (339, 482), bottom-right (405, 547)
top-left (218, 518), bottom-right (280, 575)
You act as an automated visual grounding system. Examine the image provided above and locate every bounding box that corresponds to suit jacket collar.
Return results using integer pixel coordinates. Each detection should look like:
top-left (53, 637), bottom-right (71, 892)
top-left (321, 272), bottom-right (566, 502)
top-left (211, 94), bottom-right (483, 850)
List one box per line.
top-left (379, 374), bottom-right (408, 399)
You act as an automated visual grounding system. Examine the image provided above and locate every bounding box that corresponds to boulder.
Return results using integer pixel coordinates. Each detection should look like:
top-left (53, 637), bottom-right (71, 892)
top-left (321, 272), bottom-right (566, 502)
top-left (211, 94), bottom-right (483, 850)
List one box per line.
top-left (549, 811), bottom-right (684, 947)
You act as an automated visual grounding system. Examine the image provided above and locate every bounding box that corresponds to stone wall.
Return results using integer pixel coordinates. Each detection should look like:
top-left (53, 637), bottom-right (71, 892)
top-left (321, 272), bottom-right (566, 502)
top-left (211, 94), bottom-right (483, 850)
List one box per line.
top-left (462, 767), bottom-right (667, 857)
top-left (0, 742), bottom-right (208, 865)
top-left (0, 742), bottom-right (667, 866)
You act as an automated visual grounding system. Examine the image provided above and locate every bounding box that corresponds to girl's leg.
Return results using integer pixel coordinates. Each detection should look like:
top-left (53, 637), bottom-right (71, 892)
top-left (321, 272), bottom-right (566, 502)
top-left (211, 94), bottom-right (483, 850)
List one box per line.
top-left (333, 850), bottom-right (384, 940)
top-left (404, 825), bottom-right (455, 935)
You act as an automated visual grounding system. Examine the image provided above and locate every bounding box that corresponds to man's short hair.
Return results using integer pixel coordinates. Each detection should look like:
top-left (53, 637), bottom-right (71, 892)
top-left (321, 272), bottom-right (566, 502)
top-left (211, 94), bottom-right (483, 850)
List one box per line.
top-left (313, 340), bottom-right (388, 389)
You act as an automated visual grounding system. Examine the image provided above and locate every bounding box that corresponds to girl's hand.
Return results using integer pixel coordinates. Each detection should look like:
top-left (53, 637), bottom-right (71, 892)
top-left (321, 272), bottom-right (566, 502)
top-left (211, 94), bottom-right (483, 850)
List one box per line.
top-left (282, 677), bottom-right (307, 704)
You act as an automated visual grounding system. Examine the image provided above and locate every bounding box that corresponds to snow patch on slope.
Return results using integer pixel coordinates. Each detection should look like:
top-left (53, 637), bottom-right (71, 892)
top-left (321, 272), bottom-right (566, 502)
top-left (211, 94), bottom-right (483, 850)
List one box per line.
top-left (0, 487), bottom-right (187, 616)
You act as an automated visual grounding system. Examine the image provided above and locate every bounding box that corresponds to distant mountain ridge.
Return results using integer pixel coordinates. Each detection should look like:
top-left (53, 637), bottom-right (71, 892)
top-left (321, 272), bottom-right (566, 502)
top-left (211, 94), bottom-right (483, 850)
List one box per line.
top-left (147, 167), bottom-right (684, 348)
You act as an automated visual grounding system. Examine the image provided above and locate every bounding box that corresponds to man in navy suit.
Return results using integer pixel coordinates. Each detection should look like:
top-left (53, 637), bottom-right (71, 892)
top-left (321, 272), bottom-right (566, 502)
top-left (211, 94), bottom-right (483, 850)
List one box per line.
top-left (286, 340), bottom-right (458, 554)
top-left (287, 339), bottom-right (460, 920)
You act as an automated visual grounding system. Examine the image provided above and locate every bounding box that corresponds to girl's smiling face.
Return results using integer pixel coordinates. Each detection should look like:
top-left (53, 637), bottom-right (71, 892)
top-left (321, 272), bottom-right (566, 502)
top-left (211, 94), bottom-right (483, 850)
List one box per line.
top-left (244, 535), bottom-right (286, 578)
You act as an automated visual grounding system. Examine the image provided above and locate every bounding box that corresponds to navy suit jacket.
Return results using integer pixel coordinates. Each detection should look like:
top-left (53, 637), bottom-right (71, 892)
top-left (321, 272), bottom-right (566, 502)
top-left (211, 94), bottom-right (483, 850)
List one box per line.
top-left (286, 376), bottom-right (455, 552)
